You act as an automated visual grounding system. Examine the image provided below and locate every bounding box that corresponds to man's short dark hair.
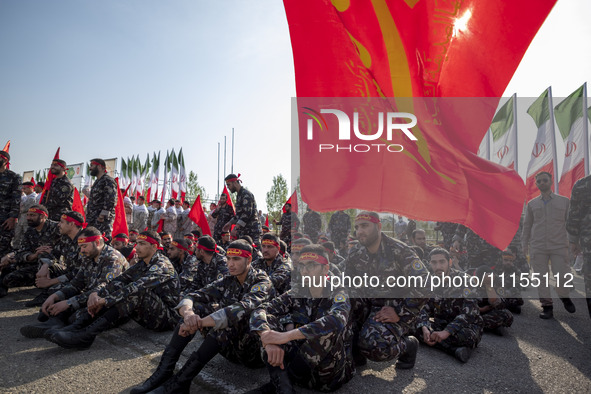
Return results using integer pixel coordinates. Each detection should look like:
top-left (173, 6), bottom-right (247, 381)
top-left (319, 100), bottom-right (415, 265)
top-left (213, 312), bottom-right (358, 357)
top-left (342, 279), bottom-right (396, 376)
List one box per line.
top-left (29, 204), bottom-right (49, 216)
top-left (241, 235), bottom-right (254, 245)
top-left (168, 199), bottom-right (175, 205)
top-left (22, 181), bottom-right (34, 187)
top-left (36, 181), bottom-right (45, 188)
top-left (322, 241), bottom-right (336, 253)
top-left (192, 228), bottom-right (203, 238)
top-left (197, 235), bottom-right (217, 255)
top-left (535, 171), bottom-right (552, 180)
top-left (429, 247), bottom-right (450, 261)
top-left (300, 244), bottom-right (329, 261)
top-left (113, 233), bottom-right (129, 240)
top-left (141, 230), bottom-right (161, 245)
top-left (0, 150), bottom-right (10, 161)
top-left (63, 211), bottom-right (84, 227)
top-left (159, 231), bottom-right (172, 238)
top-left (224, 173), bottom-right (240, 182)
top-left (80, 226), bottom-right (102, 238)
top-left (227, 239), bottom-right (253, 254)
top-left (279, 240), bottom-right (287, 255)
top-left (173, 238), bottom-right (191, 253)
top-left (261, 233), bottom-right (280, 244)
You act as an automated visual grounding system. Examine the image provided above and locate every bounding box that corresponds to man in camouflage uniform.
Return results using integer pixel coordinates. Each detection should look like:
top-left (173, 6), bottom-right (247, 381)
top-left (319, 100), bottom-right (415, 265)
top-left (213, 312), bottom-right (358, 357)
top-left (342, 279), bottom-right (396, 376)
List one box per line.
top-left (167, 238), bottom-right (198, 293)
top-left (85, 158), bottom-right (118, 238)
top-left (222, 173), bottom-right (261, 248)
top-left (183, 235), bottom-right (228, 294)
top-left (0, 150), bottom-right (21, 260)
top-left (0, 205), bottom-right (60, 294)
top-left (435, 221), bottom-right (458, 250)
top-left (46, 230), bottom-right (179, 349)
top-left (129, 239), bottom-right (273, 394)
top-left (252, 233), bottom-right (292, 295)
top-left (20, 226), bottom-right (128, 338)
top-left (275, 202), bottom-right (296, 248)
top-left (13, 181), bottom-right (37, 249)
top-left (211, 192), bottom-right (234, 243)
top-left (329, 210), bottom-right (351, 251)
top-left (453, 224), bottom-right (502, 271)
top-left (250, 244), bottom-right (355, 393)
top-left (566, 174), bottom-right (591, 318)
top-left (415, 248), bottom-right (483, 363)
top-left (302, 207), bottom-right (322, 243)
top-left (40, 159), bottom-right (74, 221)
top-left (411, 229), bottom-right (435, 261)
top-left (345, 212), bottom-right (429, 368)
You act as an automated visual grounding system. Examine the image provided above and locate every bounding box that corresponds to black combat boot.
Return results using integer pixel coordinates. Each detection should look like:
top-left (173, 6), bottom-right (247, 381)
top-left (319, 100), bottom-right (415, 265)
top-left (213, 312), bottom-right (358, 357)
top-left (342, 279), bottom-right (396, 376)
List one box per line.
top-left (44, 310), bottom-right (94, 339)
top-left (20, 314), bottom-right (66, 338)
top-left (25, 289), bottom-right (50, 307)
top-left (130, 325), bottom-right (195, 394)
top-left (539, 305), bottom-right (553, 319)
top-left (561, 297), bottom-right (576, 313)
top-left (48, 308), bottom-right (120, 349)
top-left (268, 365), bottom-right (294, 394)
top-left (435, 341), bottom-right (472, 363)
top-left (396, 335), bottom-right (419, 369)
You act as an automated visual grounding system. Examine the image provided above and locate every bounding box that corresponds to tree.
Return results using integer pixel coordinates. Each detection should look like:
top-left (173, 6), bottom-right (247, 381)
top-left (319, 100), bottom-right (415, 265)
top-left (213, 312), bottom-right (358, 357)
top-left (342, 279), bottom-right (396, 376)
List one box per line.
top-left (187, 171), bottom-right (207, 202)
top-left (266, 174), bottom-right (288, 222)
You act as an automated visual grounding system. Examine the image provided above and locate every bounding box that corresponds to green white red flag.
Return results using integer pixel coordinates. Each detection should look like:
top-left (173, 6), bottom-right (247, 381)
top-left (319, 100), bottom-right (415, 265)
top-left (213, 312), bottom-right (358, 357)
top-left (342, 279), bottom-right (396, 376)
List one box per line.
top-left (491, 94), bottom-right (518, 170)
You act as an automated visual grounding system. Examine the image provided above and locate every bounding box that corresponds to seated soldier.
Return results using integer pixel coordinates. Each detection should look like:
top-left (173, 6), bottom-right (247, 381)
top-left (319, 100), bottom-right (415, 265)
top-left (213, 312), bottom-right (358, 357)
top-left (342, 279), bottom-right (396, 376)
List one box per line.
top-left (129, 240), bottom-right (273, 394)
top-left (497, 248), bottom-right (525, 314)
top-left (186, 235), bottom-right (228, 293)
top-left (250, 244), bottom-right (355, 393)
top-left (111, 233), bottom-right (129, 251)
top-left (415, 248), bottom-right (483, 363)
top-left (45, 231), bottom-right (179, 349)
top-left (20, 226), bottom-right (128, 338)
top-left (322, 241), bottom-right (345, 272)
top-left (167, 238), bottom-right (197, 292)
top-left (252, 233), bottom-right (292, 295)
top-left (218, 230), bottom-right (231, 251)
top-left (474, 264), bottom-right (514, 336)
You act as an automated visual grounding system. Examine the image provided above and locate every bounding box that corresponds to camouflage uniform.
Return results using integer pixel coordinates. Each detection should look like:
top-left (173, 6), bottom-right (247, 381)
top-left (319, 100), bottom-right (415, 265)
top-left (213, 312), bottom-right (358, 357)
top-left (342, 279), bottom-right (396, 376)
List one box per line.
top-left (131, 204), bottom-right (148, 233)
top-left (278, 211), bottom-right (297, 247)
top-left (252, 254), bottom-right (292, 295)
top-left (435, 222), bottom-right (457, 249)
top-left (86, 174), bottom-right (118, 238)
top-left (250, 282), bottom-right (354, 392)
top-left (211, 204), bottom-right (234, 243)
top-left (45, 229), bottom-right (85, 286)
top-left (329, 211), bottom-right (351, 249)
top-left (181, 252), bottom-right (228, 295)
top-left (233, 187), bottom-right (261, 247)
top-left (345, 233), bottom-right (429, 362)
top-left (566, 175), bottom-right (591, 316)
top-left (415, 269), bottom-right (483, 349)
top-left (96, 252), bottom-right (180, 331)
top-left (0, 169), bottom-right (21, 256)
top-left (2, 220), bottom-right (60, 288)
top-left (54, 244), bottom-right (128, 311)
top-left (40, 175), bottom-right (74, 221)
top-left (303, 210), bottom-right (322, 243)
top-left (13, 192), bottom-right (38, 249)
top-left (178, 267), bottom-right (274, 365)
top-left (454, 224), bottom-right (502, 271)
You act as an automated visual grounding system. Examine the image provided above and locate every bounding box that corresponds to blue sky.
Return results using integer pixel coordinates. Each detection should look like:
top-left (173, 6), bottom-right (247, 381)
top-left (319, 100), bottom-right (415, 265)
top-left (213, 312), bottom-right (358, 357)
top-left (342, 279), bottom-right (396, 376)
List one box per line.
top-left (1, 1), bottom-right (590, 210)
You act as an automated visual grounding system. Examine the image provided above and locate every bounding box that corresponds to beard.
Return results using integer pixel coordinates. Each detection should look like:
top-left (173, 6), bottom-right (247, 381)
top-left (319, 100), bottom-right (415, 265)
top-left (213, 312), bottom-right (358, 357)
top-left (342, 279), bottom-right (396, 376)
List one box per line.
top-left (90, 167), bottom-right (99, 176)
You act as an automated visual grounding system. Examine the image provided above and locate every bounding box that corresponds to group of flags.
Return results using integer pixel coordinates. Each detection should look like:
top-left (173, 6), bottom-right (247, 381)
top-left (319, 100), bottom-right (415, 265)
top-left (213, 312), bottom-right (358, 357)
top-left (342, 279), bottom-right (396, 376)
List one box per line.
top-left (479, 84), bottom-right (590, 201)
top-left (119, 149), bottom-right (187, 203)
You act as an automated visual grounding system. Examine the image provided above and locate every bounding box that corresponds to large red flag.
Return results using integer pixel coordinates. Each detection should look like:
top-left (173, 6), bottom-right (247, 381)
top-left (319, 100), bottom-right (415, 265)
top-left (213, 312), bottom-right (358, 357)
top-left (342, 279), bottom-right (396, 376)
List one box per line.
top-left (72, 187), bottom-right (86, 223)
top-left (188, 195), bottom-right (212, 236)
top-left (39, 147), bottom-right (60, 203)
top-left (112, 178), bottom-right (129, 237)
top-left (284, 0), bottom-right (556, 249)
top-left (222, 185), bottom-right (236, 215)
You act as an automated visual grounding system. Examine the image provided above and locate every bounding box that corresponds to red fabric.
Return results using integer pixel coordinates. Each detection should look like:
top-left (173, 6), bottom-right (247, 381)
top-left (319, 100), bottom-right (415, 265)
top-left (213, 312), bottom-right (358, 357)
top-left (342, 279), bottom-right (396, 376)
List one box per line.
top-left (123, 184), bottom-right (131, 198)
top-left (2, 140), bottom-right (9, 169)
top-left (72, 187), bottom-right (87, 224)
top-left (525, 162), bottom-right (555, 202)
top-left (282, 190), bottom-right (298, 214)
top-left (39, 147), bottom-right (60, 203)
top-left (112, 178), bottom-right (129, 237)
top-left (284, 0), bottom-right (556, 249)
top-left (558, 161), bottom-right (585, 199)
top-left (180, 191), bottom-right (186, 204)
top-left (265, 215), bottom-right (269, 227)
top-left (188, 195), bottom-right (212, 236)
top-left (30, 177), bottom-right (35, 186)
top-left (157, 219), bottom-right (164, 233)
top-left (222, 185), bottom-right (236, 215)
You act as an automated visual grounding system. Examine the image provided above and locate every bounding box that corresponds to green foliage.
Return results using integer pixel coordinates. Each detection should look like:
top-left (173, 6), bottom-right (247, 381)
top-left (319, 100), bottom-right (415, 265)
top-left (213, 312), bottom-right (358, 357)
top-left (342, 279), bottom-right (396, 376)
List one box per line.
top-left (187, 170), bottom-right (207, 202)
top-left (266, 174), bottom-right (288, 222)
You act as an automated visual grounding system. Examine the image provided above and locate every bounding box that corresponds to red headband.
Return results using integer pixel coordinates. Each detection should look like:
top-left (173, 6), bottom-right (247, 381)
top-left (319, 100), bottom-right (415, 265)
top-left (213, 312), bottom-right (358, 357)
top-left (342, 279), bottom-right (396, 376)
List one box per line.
top-left (125, 248), bottom-right (136, 261)
top-left (91, 160), bottom-right (106, 170)
top-left (0, 152), bottom-right (9, 163)
top-left (291, 243), bottom-right (305, 252)
top-left (137, 234), bottom-right (159, 245)
top-left (226, 247), bottom-right (251, 258)
top-left (78, 235), bottom-right (102, 244)
top-left (113, 237), bottom-right (128, 243)
top-left (172, 241), bottom-right (192, 254)
top-left (52, 160), bottom-right (67, 170)
top-left (355, 214), bottom-right (380, 224)
top-left (225, 173), bottom-right (241, 183)
top-left (28, 207), bottom-right (48, 217)
top-left (184, 235), bottom-right (195, 241)
top-left (61, 214), bottom-right (83, 227)
top-left (261, 238), bottom-right (279, 248)
top-left (197, 244), bottom-right (217, 252)
top-left (299, 252), bottom-right (329, 265)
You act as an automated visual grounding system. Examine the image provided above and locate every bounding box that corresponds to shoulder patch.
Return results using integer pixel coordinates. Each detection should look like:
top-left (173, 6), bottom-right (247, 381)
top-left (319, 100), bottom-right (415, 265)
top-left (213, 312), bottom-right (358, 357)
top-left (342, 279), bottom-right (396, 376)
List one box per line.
top-left (496, 287), bottom-right (505, 296)
top-left (334, 294), bottom-right (346, 303)
top-left (217, 273), bottom-right (224, 280)
top-left (106, 272), bottom-right (114, 280)
top-left (412, 261), bottom-right (423, 271)
top-left (149, 265), bottom-right (159, 272)
top-left (463, 288), bottom-right (471, 297)
top-left (250, 284), bottom-right (262, 293)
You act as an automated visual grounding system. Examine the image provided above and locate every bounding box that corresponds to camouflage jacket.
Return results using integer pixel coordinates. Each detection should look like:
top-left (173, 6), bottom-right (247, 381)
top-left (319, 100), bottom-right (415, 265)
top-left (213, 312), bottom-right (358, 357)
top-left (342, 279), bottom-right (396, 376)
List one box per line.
top-left (180, 267), bottom-right (274, 330)
top-left (86, 174), bottom-right (118, 229)
top-left (416, 269), bottom-right (483, 334)
top-left (232, 187), bottom-right (261, 239)
top-left (435, 222), bottom-right (458, 249)
top-left (0, 169), bottom-right (21, 221)
top-left (97, 251), bottom-right (179, 310)
top-left (41, 175), bottom-right (74, 221)
top-left (303, 210), bottom-right (322, 235)
top-left (182, 252), bottom-right (229, 295)
top-left (567, 175), bottom-right (591, 249)
top-left (15, 220), bottom-right (61, 265)
top-left (345, 232), bottom-right (429, 327)
top-left (56, 244), bottom-right (128, 310)
top-left (49, 229), bottom-right (84, 283)
top-left (211, 204), bottom-right (234, 240)
top-left (328, 211), bottom-right (351, 241)
top-left (131, 205), bottom-right (148, 232)
top-left (252, 254), bottom-right (292, 295)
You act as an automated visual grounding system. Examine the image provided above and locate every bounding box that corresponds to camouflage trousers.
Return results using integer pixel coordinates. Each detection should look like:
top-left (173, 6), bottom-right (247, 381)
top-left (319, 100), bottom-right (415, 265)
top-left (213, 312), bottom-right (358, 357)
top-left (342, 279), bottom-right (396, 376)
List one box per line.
top-left (1, 263), bottom-right (37, 288)
top-left (262, 313), bottom-right (354, 392)
top-left (0, 226), bottom-right (14, 258)
top-left (194, 303), bottom-right (264, 367)
top-left (351, 299), bottom-right (408, 362)
top-left (505, 297), bottom-right (524, 309)
top-left (427, 321), bottom-right (482, 349)
top-left (481, 309), bottom-right (514, 330)
top-left (113, 289), bottom-right (178, 331)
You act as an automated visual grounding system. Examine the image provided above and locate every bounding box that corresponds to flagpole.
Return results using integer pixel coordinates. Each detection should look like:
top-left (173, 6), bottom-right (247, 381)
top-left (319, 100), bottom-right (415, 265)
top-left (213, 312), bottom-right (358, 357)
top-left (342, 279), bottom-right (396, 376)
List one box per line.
top-left (217, 142), bottom-right (220, 199)
top-left (224, 136), bottom-right (227, 177)
top-left (548, 86), bottom-right (559, 193)
top-left (583, 82), bottom-right (589, 176)
top-left (231, 127), bottom-right (234, 173)
top-left (512, 93), bottom-right (518, 172)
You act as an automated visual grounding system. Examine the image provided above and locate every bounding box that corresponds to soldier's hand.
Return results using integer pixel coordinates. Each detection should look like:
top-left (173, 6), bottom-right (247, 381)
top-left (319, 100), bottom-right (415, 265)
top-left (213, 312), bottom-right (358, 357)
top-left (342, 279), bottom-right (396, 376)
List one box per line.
top-left (184, 312), bottom-right (201, 332)
top-left (35, 275), bottom-right (54, 289)
top-left (41, 295), bottom-right (58, 316)
top-left (421, 326), bottom-right (435, 345)
top-left (48, 300), bottom-right (69, 316)
top-left (36, 245), bottom-right (52, 255)
top-left (260, 330), bottom-right (290, 346)
top-left (36, 264), bottom-right (50, 278)
top-left (264, 344), bottom-right (285, 369)
top-left (87, 293), bottom-right (105, 317)
top-left (179, 324), bottom-right (195, 337)
top-left (2, 217), bottom-right (16, 231)
top-left (374, 306), bottom-right (400, 323)
top-left (430, 330), bottom-right (450, 343)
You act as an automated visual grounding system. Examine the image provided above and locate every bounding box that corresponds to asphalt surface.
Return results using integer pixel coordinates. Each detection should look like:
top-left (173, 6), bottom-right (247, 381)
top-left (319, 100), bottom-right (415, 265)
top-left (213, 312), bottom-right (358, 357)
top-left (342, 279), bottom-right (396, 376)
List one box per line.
top-left (1, 281), bottom-right (590, 394)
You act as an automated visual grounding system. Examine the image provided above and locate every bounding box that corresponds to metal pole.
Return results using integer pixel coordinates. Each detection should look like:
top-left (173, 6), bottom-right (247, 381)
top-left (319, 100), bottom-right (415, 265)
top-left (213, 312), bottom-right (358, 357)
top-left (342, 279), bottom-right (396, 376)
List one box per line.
top-left (217, 143), bottom-right (220, 198)
top-left (231, 128), bottom-right (234, 173)
top-left (224, 136), bottom-right (227, 177)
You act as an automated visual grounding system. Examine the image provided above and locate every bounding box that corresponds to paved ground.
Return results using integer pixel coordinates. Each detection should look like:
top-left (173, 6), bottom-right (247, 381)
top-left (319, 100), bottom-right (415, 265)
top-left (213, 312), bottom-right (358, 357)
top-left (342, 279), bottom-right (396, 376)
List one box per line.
top-left (1, 280), bottom-right (590, 394)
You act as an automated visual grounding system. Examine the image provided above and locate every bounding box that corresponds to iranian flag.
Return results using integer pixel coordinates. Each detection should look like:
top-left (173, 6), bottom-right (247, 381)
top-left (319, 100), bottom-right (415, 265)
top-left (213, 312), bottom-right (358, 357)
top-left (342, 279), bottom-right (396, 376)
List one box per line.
top-left (555, 83), bottom-right (589, 198)
top-left (525, 87), bottom-right (558, 201)
top-left (491, 94), bottom-right (518, 170)
top-left (477, 130), bottom-right (491, 160)
top-left (161, 150), bottom-right (170, 203)
top-left (120, 158), bottom-right (128, 189)
top-left (179, 148), bottom-right (187, 203)
top-left (128, 156), bottom-right (136, 197)
top-left (170, 148), bottom-right (179, 200)
top-left (135, 154), bottom-right (144, 199)
top-left (141, 153), bottom-right (150, 198)
top-left (147, 152), bottom-right (160, 202)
